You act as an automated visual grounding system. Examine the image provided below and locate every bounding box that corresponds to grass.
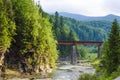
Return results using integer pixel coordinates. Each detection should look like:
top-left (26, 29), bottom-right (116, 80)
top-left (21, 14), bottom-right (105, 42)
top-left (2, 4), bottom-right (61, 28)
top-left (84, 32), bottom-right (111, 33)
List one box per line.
top-left (78, 73), bottom-right (113, 80)
top-left (78, 74), bottom-right (97, 80)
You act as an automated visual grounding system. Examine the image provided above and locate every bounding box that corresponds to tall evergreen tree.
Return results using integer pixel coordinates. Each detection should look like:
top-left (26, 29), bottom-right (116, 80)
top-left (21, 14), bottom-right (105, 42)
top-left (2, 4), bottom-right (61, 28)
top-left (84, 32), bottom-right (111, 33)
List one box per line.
top-left (103, 19), bottom-right (120, 74)
top-left (53, 12), bottom-right (61, 40)
top-left (54, 12), bottom-right (59, 30)
top-left (59, 16), bottom-right (68, 40)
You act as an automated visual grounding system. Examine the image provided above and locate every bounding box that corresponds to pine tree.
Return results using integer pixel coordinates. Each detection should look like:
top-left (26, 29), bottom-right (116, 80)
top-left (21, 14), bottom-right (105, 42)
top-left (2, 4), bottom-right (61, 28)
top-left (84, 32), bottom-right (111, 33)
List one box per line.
top-left (54, 12), bottom-right (59, 30)
top-left (103, 19), bottom-right (120, 74)
top-left (53, 12), bottom-right (61, 40)
top-left (59, 16), bottom-right (72, 40)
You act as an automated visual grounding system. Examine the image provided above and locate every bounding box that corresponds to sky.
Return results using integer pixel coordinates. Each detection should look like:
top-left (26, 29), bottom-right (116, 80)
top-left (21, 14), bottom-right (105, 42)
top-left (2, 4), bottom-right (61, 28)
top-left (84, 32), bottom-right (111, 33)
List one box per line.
top-left (35, 0), bottom-right (120, 16)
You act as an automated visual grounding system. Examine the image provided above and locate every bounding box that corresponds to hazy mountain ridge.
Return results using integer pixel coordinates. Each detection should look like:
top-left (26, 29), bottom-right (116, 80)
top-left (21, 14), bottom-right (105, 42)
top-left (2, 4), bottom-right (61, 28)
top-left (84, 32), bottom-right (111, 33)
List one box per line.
top-left (59, 12), bottom-right (120, 22)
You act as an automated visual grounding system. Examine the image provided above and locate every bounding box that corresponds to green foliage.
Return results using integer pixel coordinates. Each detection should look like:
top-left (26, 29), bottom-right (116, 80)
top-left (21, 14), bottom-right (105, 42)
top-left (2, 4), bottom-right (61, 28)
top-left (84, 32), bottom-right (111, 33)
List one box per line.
top-left (36, 16), bottom-right (58, 67)
top-left (77, 45), bottom-right (88, 59)
top-left (86, 21), bottom-right (111, 32)
top-left (76, 45), bottom-right (98, 60)
top-left (68, 29), bottom-right (78, 41)
top-left (12, 0), bottom-right (40, 53)
top-left (79, 74), bottom-right (97, 80)
top-left (78, 73), bottom-right (118, 80)
top-left (0, 0), bottom-right (58, 73)
top-left (63, 18), bottom-right (108, 41)
top-left (88, 53), bottom-right (97, 61)
top-left (92, 59), bottom-right (100, 67)
top-left (101, 41), bottom-right (109, 57)
top-left (0, 0), bottom-right (16, 71)
top-left (101, 19), bottom-right (120, 74)
top-left (0, 0), bottom-right (15, 48)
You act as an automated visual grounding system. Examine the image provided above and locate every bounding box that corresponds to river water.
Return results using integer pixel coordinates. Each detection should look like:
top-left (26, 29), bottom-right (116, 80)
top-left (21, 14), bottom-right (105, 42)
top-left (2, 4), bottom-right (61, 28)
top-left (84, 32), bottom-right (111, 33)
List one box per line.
top-left (52, 63), bottom-right (95, 80)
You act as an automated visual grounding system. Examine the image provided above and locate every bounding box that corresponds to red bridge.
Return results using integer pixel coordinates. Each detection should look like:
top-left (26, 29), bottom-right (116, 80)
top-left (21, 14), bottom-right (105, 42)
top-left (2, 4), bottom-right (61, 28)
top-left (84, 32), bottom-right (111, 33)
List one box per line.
top-left (58, 41), bottom-right (103, 45)
top-left (58, 41), bottom-right (103, 64)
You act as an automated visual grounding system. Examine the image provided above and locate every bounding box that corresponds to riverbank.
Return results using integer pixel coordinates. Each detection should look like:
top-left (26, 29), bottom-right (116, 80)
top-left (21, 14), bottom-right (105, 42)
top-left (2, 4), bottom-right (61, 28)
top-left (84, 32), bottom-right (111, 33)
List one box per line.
top-left (0, 61), bottom-right (95, 80)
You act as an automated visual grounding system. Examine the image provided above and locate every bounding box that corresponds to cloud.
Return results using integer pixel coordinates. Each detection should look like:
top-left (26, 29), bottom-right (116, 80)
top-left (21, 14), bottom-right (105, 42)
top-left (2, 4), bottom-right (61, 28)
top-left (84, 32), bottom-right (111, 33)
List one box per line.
top-left (104, 0), bottom-right (120, 15)
top-left (35, 0), bottom-right (120, 16)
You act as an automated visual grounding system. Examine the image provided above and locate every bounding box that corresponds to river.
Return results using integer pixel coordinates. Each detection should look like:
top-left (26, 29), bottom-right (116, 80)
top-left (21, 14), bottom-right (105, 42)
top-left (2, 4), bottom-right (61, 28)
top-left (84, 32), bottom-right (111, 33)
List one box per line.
top-left (52, 63), bottom-right (95, 80)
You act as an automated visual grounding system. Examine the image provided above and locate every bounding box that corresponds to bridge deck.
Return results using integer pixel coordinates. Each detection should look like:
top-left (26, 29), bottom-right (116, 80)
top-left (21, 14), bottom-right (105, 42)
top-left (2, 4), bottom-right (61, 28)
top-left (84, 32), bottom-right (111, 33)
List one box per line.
top-left (58, 41), bottom-right (103, 45)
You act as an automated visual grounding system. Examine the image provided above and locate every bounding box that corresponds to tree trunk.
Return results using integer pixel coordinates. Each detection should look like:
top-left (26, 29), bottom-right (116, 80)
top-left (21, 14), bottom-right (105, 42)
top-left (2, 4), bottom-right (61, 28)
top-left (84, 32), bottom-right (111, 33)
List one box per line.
top-left (0, 46), bottom-right (6, 77)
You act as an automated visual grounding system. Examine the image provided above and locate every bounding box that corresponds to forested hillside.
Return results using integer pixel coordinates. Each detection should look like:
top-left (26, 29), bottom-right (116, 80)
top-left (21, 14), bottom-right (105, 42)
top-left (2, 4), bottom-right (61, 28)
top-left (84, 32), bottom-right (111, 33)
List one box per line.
top-left (50, 12), bottom-right (113, 41)
top-left (63, 17), bottom-right (112, 41)
top-left (0, 0), bottom-right (58, 74)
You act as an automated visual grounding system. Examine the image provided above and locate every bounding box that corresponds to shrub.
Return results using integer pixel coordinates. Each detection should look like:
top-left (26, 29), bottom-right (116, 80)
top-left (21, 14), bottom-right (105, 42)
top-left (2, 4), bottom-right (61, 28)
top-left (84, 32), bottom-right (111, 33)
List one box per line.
top-left (78, 74), bottom-right (97, 80)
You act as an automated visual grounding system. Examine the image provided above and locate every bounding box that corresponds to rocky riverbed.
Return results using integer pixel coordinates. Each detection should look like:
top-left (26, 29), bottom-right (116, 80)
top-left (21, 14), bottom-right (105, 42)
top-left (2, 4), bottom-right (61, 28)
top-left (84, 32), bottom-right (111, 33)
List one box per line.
top-left (52, 63), bottom-right (95, 80)
top-left (5, 61), bottom-right (95, 80)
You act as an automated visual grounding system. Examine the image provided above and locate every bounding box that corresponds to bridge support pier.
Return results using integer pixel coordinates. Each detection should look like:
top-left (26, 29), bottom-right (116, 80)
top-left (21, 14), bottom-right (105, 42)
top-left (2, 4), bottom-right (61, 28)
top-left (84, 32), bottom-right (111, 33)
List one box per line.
top-left (71, 45), bottom-right (77, 64)
top-left (98, 44), bottom-right (102, 58)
